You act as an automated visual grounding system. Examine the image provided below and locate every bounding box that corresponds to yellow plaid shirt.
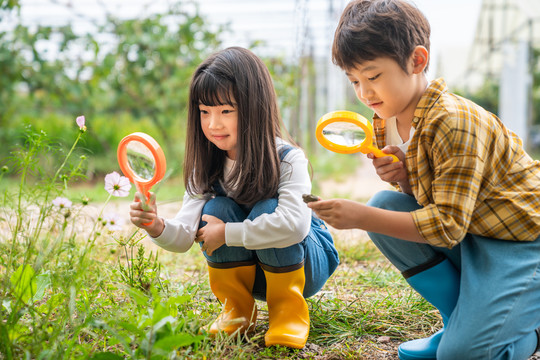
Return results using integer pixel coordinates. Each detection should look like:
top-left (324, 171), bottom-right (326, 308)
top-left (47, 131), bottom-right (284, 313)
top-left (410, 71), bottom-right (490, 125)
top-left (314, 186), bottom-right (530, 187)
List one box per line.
top-left (373, 78), bottom-right (540, 248)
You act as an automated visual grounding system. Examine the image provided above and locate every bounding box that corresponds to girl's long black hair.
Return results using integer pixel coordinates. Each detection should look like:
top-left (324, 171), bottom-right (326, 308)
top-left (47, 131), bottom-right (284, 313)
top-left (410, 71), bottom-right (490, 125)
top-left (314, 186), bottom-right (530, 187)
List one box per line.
top-left (184, 47), bottom-right (291, 205)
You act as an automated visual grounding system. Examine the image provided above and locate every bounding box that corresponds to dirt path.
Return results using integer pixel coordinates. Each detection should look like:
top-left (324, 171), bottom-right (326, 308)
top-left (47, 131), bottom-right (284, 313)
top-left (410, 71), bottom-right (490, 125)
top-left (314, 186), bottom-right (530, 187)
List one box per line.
top-left (318, 156), bottom-right (393, 201)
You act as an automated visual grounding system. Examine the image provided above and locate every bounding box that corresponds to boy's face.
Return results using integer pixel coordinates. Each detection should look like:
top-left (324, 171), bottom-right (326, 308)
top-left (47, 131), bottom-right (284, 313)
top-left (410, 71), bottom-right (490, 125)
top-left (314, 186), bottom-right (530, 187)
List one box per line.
top-left (345, 56), bottom-right (419, 122)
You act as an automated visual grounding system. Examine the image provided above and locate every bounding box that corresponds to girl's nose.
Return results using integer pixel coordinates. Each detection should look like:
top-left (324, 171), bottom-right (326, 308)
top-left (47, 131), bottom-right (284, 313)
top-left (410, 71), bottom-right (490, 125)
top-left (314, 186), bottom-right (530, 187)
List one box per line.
top-left (208, 114), bottom-right (223, 129)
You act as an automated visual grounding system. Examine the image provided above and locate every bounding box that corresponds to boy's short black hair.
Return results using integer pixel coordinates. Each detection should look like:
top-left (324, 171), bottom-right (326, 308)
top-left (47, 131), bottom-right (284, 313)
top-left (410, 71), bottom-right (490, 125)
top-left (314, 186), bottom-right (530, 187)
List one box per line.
top-left (332, 0), bottom-right (430, 73)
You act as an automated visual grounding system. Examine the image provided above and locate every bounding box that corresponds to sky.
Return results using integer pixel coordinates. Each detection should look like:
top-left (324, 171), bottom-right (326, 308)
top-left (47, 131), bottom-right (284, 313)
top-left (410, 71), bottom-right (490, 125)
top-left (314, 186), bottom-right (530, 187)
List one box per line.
top-left (412, 0), bottom-right (483, 83)
top-left (12, 0), bottom-right (483, 85)
top-left (191, 0), bottom-right (484, 84)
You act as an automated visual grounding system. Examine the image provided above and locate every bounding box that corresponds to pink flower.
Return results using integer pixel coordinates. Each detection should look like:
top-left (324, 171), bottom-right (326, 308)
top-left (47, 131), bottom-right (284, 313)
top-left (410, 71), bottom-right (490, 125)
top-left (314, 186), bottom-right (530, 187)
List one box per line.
top-left (103, 212), bottom-right (124, 231)
top-left (104, 171), bottom-right (132, 197)
top-left (76, 115), bottom-right (86, 131)
top-left (52, 196), bottom-right (72, 209)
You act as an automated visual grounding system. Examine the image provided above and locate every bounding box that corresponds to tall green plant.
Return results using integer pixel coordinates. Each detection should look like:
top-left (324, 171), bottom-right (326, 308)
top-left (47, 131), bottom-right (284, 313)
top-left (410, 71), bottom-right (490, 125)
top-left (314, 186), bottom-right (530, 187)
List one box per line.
top-left (0, 116), bottom-right (209, 359)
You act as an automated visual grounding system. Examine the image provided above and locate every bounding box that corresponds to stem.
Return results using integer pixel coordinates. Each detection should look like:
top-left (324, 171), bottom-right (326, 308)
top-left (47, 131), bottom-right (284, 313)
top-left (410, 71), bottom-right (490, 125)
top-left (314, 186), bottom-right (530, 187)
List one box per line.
top-left (32, 131), bottom-right (83, 245)
top-left (78, 192), bottom-right (112, 265)
top-left (51, 131), bottom-right (82, 187)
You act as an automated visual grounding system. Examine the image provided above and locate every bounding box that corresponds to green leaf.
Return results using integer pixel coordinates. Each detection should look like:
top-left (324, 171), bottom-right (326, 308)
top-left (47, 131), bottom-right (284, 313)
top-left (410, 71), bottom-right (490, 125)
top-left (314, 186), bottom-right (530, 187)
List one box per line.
top-left (125, 287), bottom-right (149, 307)
top-left (153, 333), bottom-right (204, 352)
top-left (33, 273), bottom-right (51, 302)
top-left (116, 321), bottom-right (146, 339)
top-left (10, 264), bottom-right (36, 304)
top-left (88, 352), bottom-right (124, 360)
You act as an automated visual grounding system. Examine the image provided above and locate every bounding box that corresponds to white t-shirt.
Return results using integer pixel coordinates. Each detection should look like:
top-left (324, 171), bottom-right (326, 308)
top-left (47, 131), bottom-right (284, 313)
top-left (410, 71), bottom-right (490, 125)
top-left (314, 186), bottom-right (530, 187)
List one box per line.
top-left (149, 138), bottom-right (312, 252)
top-left (385, 116), bottom-right (415, 154)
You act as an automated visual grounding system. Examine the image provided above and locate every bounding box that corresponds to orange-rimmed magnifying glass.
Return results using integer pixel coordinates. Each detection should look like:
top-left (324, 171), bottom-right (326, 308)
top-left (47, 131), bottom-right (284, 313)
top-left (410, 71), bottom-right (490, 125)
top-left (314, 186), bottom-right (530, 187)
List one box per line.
top-left (117, 132), bottom-right (166, 225)
top-left (315, 110), bottom-right (399, 162)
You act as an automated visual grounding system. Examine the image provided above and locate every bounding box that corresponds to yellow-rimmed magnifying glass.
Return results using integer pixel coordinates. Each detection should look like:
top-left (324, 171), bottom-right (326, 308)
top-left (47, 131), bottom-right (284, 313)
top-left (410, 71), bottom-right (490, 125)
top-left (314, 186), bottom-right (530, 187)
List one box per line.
top-left (316, 110), bottom-right (399, 162)
top-left (117, 132), bottom-right (166, 225)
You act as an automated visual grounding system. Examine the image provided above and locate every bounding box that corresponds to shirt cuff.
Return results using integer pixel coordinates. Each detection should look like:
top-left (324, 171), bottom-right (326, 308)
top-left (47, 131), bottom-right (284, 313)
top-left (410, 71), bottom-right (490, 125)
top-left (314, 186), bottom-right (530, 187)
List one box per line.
top-left (411, 206), bottom-right (460, 249)
top-left (148, 219), bottom-right (191, 253)
top-left (225, 222), bottom-right (244, 247)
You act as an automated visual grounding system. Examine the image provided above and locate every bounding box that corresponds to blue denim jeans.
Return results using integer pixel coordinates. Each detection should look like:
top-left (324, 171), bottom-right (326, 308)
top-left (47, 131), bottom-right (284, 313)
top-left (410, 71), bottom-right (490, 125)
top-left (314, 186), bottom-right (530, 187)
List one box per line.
top-left (367, 190), bottom-right (540, 360)
top-left (200, 196), bottom-right (339, 301)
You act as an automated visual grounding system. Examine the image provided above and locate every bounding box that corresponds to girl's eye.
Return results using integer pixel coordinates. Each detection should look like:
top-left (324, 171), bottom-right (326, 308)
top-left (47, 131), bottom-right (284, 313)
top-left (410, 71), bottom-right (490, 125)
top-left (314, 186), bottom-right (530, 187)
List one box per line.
top-left (222, 109), bottom-right (234, 114)
top-left (368, 74), bottom-right (381, 81)
top-left (200, 109), bottom-right (208, 115)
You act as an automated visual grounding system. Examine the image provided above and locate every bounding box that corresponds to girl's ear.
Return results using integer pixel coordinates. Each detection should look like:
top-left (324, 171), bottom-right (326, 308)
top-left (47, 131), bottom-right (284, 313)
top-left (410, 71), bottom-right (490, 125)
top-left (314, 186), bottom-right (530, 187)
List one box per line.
top-left (411, 46), bottom-right (429, 74)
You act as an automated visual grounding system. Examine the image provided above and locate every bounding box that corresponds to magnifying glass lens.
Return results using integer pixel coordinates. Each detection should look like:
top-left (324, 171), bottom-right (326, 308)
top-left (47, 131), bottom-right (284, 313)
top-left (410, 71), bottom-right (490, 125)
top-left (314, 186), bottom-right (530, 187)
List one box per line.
top-left (126, 140), bottom-right (156, 181)
top-left (321, 121), bottom-right (367, 146)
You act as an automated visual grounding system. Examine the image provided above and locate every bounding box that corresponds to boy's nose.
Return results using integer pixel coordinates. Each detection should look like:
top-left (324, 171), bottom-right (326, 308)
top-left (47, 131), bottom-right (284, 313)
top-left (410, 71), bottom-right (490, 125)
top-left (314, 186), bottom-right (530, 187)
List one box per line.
top-left (357, 84), bottom-right (373, 101)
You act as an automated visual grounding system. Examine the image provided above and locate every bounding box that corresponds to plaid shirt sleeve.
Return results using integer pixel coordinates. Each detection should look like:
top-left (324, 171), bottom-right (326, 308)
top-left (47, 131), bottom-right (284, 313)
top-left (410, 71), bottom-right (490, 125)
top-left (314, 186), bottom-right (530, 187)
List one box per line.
top-left (377, 78), bottom-right (540, 248)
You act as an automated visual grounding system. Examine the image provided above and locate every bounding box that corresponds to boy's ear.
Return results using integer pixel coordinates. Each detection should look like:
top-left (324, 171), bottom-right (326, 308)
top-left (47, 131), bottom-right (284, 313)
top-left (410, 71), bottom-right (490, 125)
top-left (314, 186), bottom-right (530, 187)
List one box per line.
top-left (411, 46), bottom-right (429, 74)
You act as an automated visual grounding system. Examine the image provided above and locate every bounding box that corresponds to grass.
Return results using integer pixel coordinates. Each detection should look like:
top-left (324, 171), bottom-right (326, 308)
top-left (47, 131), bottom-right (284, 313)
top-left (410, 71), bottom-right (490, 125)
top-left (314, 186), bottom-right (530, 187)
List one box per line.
top-left (0, 125), bottom-right (441, 360)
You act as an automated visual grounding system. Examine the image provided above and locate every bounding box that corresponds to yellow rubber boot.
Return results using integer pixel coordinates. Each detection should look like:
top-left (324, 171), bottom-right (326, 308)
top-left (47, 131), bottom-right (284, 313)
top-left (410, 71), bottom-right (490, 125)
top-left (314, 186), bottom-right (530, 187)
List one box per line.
top-left (207, 263), bottom-right (257, 335)
top-left (263, 266), bottom-right (310, 349)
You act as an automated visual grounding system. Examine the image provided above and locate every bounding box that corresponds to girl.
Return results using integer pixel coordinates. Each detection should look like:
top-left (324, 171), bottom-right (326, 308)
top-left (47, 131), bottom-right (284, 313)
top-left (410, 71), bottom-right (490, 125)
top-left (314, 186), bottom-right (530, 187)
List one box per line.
top-left (129, 47), bottom-right (339, 349)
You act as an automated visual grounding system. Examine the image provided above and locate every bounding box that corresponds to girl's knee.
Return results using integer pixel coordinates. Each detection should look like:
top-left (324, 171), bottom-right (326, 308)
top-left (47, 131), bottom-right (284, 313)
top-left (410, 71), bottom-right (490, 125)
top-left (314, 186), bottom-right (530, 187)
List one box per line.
top-left (256, 243), bottom-right (304, 268)
top-left (201, 196), bottom-right (244, 223)
top-left (248, 198), bottom-right (278, 219)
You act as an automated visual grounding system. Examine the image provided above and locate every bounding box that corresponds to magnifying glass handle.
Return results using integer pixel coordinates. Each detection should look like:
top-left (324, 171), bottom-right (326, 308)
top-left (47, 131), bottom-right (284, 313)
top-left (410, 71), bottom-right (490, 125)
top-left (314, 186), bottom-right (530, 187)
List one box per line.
top-left (135, 183), bottom-right (155, 226)
top-left (369, 147), bottom-right (399, 162)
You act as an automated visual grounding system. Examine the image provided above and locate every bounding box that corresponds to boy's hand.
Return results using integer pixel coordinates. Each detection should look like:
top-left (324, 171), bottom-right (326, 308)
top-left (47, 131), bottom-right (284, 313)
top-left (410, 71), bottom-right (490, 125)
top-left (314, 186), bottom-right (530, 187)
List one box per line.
top-left (195, 215), bottom-right (226, 256)
top-left (307, 198), bottom-right (364, 230)
top-left (368, 146), bottom-right (412, 193)
top-left (129, 192), bottom-right (164, 237)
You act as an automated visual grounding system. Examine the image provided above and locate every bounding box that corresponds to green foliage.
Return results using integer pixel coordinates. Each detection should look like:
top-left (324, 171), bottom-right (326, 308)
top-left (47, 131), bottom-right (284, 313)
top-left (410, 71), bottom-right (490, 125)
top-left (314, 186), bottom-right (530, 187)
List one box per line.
top-left (116, 232), bottom-right (164, 293)
top-left (0, 1), bottom-right (309, 182)
top-left (0, 1), bottom-right (226, 180)
top-left (0, 120), bottom-right (216, 359)
top-left (454, 78), bottom-right (499, 116)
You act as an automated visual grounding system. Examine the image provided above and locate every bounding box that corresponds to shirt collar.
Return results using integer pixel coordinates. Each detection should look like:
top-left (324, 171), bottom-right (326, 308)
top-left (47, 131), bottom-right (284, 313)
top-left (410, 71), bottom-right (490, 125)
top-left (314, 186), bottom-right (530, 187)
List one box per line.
top-left (413, 78), bottom-right (448, 127)
top-left (371, 78), bottom-right (448, 131)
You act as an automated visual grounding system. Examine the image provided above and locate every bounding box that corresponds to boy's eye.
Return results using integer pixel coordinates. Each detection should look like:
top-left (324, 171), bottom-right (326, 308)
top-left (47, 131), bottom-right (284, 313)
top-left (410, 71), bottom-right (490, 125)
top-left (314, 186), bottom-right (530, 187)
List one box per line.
top-left (368, 74), bottom-right (381, 81)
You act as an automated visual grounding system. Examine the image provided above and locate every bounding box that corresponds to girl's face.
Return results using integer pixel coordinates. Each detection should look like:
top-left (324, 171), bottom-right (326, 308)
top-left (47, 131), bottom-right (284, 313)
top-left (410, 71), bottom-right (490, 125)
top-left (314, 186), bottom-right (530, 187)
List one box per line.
top-left (199, 102), bottom-right (239, 160)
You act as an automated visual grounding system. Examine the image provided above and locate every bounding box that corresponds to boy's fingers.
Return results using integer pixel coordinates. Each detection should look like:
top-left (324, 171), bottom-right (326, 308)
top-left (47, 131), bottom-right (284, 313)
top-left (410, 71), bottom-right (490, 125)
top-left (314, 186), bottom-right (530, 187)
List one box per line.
top-left (308, 200), bottom-right (333, 211)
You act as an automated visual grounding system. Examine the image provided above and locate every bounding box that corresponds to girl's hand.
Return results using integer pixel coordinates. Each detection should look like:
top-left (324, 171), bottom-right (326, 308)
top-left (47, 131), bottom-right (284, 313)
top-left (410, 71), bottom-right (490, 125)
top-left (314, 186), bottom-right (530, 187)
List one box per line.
top-left (367, 146), bottom-right (412, 194)
top-left (195, 215), bottom-right (226, 256)
top-left (129, 192), bottom-right (165, 237)
top-left (307, 198), bottom-right (365, 230)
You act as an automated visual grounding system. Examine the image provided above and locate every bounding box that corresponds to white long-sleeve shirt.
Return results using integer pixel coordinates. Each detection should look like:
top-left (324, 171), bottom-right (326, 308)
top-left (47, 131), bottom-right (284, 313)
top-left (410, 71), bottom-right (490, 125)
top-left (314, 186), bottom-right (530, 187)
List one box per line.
top-left (149, 141), bottom-right (312, 253)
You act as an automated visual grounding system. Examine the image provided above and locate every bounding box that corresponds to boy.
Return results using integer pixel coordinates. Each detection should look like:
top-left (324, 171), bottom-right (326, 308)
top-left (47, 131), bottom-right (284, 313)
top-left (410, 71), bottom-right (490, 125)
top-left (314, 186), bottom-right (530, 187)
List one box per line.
top-left (308, 0), bottom-right (540, 359)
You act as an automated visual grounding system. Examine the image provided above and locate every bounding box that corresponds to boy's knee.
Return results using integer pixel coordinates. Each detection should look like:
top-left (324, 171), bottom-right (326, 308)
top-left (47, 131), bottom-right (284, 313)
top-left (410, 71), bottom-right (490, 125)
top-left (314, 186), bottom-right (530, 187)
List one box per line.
top-left (367, 190), bottom-right (420, 212)
top-left (366, 190), bottom-right (403, 210)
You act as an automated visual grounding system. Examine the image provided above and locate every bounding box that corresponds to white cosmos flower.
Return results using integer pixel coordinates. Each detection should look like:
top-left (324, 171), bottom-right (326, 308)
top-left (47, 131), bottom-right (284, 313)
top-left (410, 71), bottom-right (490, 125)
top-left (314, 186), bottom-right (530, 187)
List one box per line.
top-left (52, 196), bottom-right (72, 209)
top-left (103, 212), bottom-right (124, 231)
top-left (104, 171), bottom-right (132, 197)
